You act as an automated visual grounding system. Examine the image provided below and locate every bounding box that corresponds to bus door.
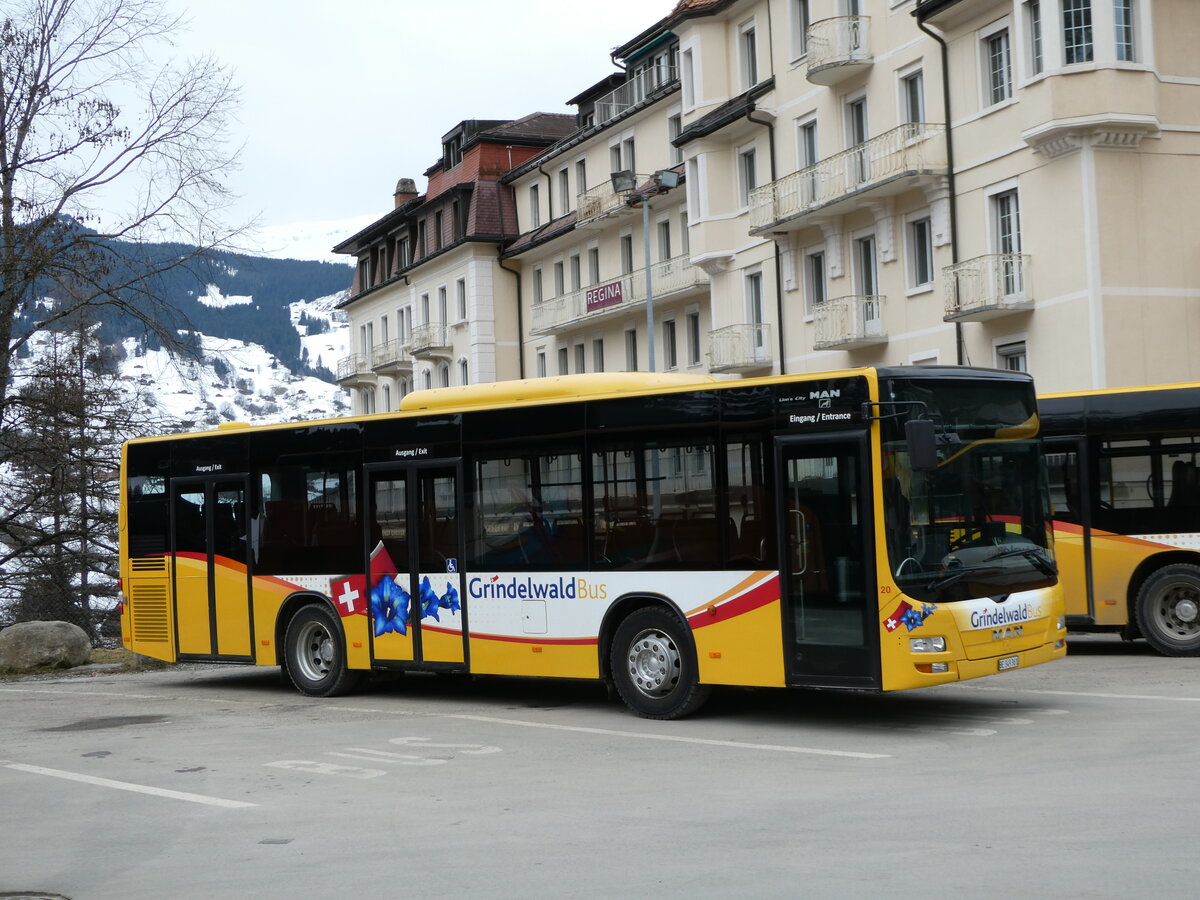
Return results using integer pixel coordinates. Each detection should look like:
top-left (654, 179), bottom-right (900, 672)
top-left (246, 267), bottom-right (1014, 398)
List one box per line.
top-left (776, 434), bottom-right (878, 687)
top-left (170, 476), bottom-right (253, 660)
top-left (365, 462), bottom-right (466, 666)
top-left (1044, 437), bottom-right (1093, 620)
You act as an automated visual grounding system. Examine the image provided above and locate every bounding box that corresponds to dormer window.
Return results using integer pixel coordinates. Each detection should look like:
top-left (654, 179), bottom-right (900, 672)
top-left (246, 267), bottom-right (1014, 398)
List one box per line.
top-left (444, 134), bottom-right (463, 169)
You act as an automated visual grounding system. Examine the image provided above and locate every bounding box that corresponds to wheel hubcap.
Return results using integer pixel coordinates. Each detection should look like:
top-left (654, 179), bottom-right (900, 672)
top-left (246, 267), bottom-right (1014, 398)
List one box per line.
top-left (296, 621), bottom-right (334, 680)
top-left (1155, 583), bottom-right (1200, 637)
top-left (626, 629), bottom-right (681, 698)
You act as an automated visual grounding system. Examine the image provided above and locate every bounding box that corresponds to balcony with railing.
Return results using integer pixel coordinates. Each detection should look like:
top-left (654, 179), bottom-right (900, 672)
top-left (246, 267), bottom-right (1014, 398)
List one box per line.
top-left (336, 353), bottom-right (377, 388)
top-left (576, 177), bottom-right (643, 229)
top-left (813, 295), bottom-right (887, 351)
top-left (708, 323), bottom-right (773, 373)
top-left (408, 323), bottom-right (452, 358)
top-left (806, 16), bottom-right (872, 86)
top-left (371, 338), bottom-right (413, 375)
top-left (749, 123), bottom-right (945, 234)
top-left (593, 66), bottom-right (678, 127)
top-left (943, 254), bottom-right (1033, 322)
top-left (529, 254), bottom-right (709, 336)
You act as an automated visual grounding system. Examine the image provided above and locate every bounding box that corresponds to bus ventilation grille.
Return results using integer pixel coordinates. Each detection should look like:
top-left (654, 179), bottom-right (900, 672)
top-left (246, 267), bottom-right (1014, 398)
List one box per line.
top-left (130, 556), bottom-right (168, 573)
top-left (130, 584), bottom-right (170, 643)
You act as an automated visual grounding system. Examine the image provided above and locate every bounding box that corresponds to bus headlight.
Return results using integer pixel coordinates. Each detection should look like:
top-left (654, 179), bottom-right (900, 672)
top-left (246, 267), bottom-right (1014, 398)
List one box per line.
top-left (1057, 615), bottom-right (1066, 631)
top-left (910, 636), bottom-right (946, 653)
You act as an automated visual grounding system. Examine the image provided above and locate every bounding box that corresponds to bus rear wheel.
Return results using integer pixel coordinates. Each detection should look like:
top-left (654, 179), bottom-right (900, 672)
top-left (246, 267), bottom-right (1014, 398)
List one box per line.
top-left (284, 604), bottom-right (364, 697)
top-left (1135, 564), bottom-right (1200, 657)
top-left (611, 608), bottom-right (710, 719)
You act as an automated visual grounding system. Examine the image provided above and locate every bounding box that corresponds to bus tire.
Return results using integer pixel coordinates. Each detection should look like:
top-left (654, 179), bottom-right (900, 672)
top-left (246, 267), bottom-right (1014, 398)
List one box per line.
top-left (283, 604), bottom-right (364, 697)
top-left (1134, 564), bottom-right (1200, 657)
top-left (611, 608), bottom-right (710, 719)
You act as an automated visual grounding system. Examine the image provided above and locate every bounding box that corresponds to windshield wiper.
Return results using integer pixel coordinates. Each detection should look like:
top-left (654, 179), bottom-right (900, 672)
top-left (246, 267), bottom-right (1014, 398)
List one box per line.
top-left (985, 546), bottom-right (1058, 577)
top-left (924, 565), bottom-right (1003, 592)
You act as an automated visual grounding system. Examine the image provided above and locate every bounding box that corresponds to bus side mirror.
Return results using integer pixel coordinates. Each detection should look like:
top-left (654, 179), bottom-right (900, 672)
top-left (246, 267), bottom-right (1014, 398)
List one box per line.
top-left (906, 418), bottom-right (938, 471)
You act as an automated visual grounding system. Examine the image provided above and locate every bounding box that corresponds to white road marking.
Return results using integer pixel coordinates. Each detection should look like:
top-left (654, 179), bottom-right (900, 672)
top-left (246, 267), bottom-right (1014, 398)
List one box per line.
top-left (961, 685), bottom-right (1200, 702)
top-left (445, 714), bottom-right (890, 759)
top-left (3, 763), bottom-right (256, 808)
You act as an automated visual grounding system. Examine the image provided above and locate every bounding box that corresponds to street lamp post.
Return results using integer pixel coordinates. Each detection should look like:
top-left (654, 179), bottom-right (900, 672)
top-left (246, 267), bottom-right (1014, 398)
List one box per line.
top-left (610, 169), bottom-right (681, 373)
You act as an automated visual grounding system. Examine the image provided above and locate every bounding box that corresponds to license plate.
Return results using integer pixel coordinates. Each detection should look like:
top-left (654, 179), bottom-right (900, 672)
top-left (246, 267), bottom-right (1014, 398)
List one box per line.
top-left (998, 655), bottom-right (1020, 671)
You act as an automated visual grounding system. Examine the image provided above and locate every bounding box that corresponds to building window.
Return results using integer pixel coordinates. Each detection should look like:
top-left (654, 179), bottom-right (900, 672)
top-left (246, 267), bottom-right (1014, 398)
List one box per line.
top-left (623, 138), bottom-right (636, 175)
top-left (657, 219), bottom-right (672, 261)
top-left (740, 21), bottom-right (758, 89)
top-left (459, 359), bottom-right (469, 385)
top-left (537, 349), bottom-right (547, 378)
top-left (679, 211), bottom-right (690, 255)
top-left (682, 48), bottom-right (696, 108)
top-left (558, 347), bottom-right (569, 375)
top-left (574, 343), bottom-right (586, 374)
top-left (559, 168), bottom-right (571, 216)
top-left (434, 211), bottom-right (443, 250)
top-left (533, 268), bottom-right (544, 305)
top-left (901, 70), bottom-right (925, 125)
top-left (856, 236), bottom-right (878, 298)
top-left (663, 318), bottom-right (678, 370)
top-left (908, 217), bottom-right (934, 289)
top-left (1114, 0), bottom-right (1135, 61)
top-left (625, 328), bottom-right (638, 371)
top-left (456, 277), bottom-right (467, 320)
top-left (686, 310), bottom-right (701, 366)
top-left (846, 97), bottom-right (869, 183)
top-left (997, 340), bottom-right (1028, 371)
top-left (805, 250), bottom-right (826, 317)
top-left (588, 247), bottom-right (600, 284)
top-left (450, 199), bottom-right (463, 240)
top-left (554, 260), bottom-right (565, 297)
top-left (668, 114), bottom-right (683, 165)
top-left (438, 286), bottom-right (447, 323)
top-left (620, 233), bottom-right (635, 275)
top-left (423, 370), bottom-right (433, 391)
top-left (593, 338), bottom-right (605, 373)
top-left (570, 253), bottom-right (582, 291)
top-left (529, 184), bottom-right (541, 229)
top-left (1063, 0), bottom-right (1094, 64)
top-left (738, 146), bottom-right (757, 208)
top-left (992, 188), bottom-right (1024, 295)
top-left (1026, 1), bottom-right (1044, 75)
top-left (745, 271), bottom-right (766, 353)
top-left (381, 383), bottom-right (391, 413)
top-left (575, 158), bottom-right (587, 197)
top-left (793, 0), bottom-right (811, 59)
top-left (444, 134), bottom-right (463, 168)
top-left (420, 293), bottom-right (430, 324)
top-left (984, 27), bottom-right (1013, 105)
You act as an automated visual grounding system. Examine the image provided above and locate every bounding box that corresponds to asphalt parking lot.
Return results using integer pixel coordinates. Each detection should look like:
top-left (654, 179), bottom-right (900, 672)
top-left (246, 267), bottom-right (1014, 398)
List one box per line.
top-left (2, 633), bottom-right (1198, 900)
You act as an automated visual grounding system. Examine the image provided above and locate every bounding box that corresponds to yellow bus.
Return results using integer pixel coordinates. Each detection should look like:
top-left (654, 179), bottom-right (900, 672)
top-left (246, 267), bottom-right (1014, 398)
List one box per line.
top-left (1041, 382), bottom-right (1200, 656)
top-left (119, 367), bottom-right (1065, 718)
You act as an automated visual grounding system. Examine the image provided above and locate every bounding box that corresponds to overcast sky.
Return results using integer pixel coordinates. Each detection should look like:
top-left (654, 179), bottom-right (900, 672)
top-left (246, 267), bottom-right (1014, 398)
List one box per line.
top-left (162, 0), bottom-right (676, 261)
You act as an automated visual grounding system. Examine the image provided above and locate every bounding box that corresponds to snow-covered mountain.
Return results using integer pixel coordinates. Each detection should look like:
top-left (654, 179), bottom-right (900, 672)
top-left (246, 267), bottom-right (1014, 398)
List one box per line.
top-left (118, 290), bottom-right (351, 430)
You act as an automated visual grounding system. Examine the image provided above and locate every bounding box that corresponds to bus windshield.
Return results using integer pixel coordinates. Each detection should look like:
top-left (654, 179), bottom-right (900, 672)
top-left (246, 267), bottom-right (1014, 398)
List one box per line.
top-left (880, 376), bottom-right (1056, 605)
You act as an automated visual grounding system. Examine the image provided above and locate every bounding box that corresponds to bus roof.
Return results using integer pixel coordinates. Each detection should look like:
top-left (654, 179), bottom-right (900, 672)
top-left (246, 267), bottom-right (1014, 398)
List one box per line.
top-left (398, 372), bottom-right (721, 413)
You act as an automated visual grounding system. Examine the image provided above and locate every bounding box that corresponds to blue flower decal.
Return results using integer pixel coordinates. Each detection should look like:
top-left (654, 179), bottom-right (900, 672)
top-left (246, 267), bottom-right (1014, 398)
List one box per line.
top-left (900, 602), bottom-right (938, 632)
top-left (419, 576), bottom-right (441, 622)
top-left (371, 575), bottom-right (410, 637)
top-left (439, 581), bottom-right (460, 615)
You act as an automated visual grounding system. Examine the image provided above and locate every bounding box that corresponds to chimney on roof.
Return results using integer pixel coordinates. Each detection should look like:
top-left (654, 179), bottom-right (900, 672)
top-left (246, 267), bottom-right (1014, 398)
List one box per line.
top-left (394, 177), bottom-right (418, 208)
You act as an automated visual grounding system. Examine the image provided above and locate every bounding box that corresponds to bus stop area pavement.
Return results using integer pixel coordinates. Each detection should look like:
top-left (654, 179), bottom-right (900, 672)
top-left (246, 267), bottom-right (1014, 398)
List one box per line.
top-left (1, 633), bottom-right (1197, 900)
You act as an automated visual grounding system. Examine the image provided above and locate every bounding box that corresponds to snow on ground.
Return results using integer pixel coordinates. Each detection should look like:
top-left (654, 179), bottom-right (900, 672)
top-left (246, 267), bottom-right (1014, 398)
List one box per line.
top-left (290, 290), bottom-right (350, 378)
top-left (120, 330), bottom-right (349, 431)
top-left (249, 216), bottom-right (377, 264)
top-left (197, 284), bottom-right (254, 308)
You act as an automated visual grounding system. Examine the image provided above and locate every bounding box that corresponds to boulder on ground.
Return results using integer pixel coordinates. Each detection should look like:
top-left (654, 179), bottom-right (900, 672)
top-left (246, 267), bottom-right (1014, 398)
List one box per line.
top-left (0, 620), bottom-right (92, 670)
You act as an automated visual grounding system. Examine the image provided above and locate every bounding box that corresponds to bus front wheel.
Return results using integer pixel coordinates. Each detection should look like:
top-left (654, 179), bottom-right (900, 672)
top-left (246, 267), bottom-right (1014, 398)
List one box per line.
top-left (611, 608), bottom-right (710, 719)
top-left (1135, 564), bottom-right (1200, 657)
top-left (283, 604), bottom-right (364, 697)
